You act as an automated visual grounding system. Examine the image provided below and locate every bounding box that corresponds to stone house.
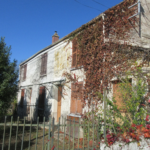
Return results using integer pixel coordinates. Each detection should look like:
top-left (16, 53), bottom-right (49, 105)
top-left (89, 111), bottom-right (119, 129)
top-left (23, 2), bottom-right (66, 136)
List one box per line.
top-left (17, 0), bottom-right (150, 123)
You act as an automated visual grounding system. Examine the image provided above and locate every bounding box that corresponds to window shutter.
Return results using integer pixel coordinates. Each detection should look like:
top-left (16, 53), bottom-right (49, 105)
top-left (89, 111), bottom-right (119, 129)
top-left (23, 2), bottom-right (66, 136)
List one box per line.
top-left (71, 83), bottom-right (77, 113)
top-left (43, 54), bottom-right (46, 74)
top-left (72, 39), bottom-right (82, 67)
top-left (20, 89), bottom-right (25, 107)
top-left (113, 80), bottom-right (131, 112)
top-left (41, 53), bottom-right (47, 75)
top-left (38, 86), bottom-right (45, 109)
top-left (20, 66), bottom-right (23, 81)
top-left (77, 83), bottom-right (83, 100)
top-left (44, 53), bottom-right (47, 74)
top-left (70, 82), bottom-right (83, 114)
top-left (57, 86), bottom-right (62, 122)
top-left (72, 39), bottom-right (77, 68)
top-left (24, 64), bottom-right (27, 80)
top-left (77, 83), bottom-right (83, 113)
top-left (41, 54), bottom-right (43, 75)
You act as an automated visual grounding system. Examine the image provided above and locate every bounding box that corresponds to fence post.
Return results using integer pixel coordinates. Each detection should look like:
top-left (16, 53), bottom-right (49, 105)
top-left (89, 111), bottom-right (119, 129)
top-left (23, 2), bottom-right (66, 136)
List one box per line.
top-left (92, 119), bottom-right (95, 149)
top-left (88, 120), bottom-right (90, 150)
top-left (8, 116), bottom-right (13, 150)
top-left (98, 116), bottom-right (101, 148)
top-left (15, 117), bottom-right (19, 150)
top-left (77, 117), bottom-right (80, 149)
top-left (51, 117), bottom-right (55, 149)
top-left (73, 118), bottom-right (75, 150)
top-left (57, 117), bottom-right (60, 150)
top-left (28, 117), bottom-right (32, 150)
top-left (47, 117), bottom-right (51, 150)
top-left (35, 117), bottom-right (39, 150)
top-left (83, 120), bottom-right (85, 149)
top-left (2, 116), bottom-right (7, 150)
top-left (21, 117), bottom-right (26, 150)
top-left (42, 117), bottom-right (45, 150)
top-left (68, 119), bottom-right (71, 150)
top-left (63, 117), bottom-right (66, 150)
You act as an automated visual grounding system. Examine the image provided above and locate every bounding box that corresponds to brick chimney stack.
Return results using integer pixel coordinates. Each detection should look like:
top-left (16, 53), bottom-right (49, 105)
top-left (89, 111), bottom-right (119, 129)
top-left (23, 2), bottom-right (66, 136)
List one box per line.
top-left (52, 31), bottom-right (59, 44)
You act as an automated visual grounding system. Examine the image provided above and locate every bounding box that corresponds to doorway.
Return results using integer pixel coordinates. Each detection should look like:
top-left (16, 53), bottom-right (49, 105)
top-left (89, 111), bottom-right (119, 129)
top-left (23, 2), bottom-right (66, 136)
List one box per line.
top-left (57, 86), bottom-right (62, 122)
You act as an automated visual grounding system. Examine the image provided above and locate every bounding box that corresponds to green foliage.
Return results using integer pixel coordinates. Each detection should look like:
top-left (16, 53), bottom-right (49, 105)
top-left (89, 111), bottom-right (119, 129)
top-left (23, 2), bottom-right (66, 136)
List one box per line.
top-left (0, 37), bottom-right (18, 116)
top-left (105, 69), bottom-right (148, 131)
top-left (82, 110), bottom-right (102, 140)
top-left (82, 69), bottom-right (148, 142)
top-left (119, 77), bottom-right (147, 126)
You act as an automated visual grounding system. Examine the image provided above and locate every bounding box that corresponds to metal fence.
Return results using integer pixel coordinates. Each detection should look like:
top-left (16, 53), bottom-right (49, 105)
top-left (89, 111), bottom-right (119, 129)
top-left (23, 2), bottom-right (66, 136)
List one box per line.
top-left (0, 116), bottom-right (101, 150)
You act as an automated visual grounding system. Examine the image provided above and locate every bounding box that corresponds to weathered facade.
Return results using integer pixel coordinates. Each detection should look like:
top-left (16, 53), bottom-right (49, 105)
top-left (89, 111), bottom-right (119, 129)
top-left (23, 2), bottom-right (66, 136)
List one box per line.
top-left (18, 33), bottom-right (73, 123)
top-left (17, 0), bottom-right (150, 123)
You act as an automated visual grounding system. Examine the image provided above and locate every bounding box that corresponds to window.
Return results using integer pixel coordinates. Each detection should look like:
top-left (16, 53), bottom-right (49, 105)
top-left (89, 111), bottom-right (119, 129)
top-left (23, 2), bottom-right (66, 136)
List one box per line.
top-left (113, 79), bottom-right (132, 112)
top-left (38, 86), bottom-right (45, 108)
top-left (72, 39), bottom-right (77, 68)
top-left (70, 82), bottom-right (83, 114)
top-left (72, 39), bottom-right (82, 68)
top-left (20, 89), bottom-right (25, 107)
top-left (27, 88), bottom-right (32, 114)
top-left (20, 64), bottom-right (27, 81)
top-left (41, 53), bottom-right (47, 76)
top-left (38, 86), bottom-right (45, 121)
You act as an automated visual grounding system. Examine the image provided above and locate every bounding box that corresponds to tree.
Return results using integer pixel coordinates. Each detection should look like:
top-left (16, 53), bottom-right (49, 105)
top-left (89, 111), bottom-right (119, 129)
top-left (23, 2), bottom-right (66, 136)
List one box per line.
top-left (0, 37), bottom-right (18, 116)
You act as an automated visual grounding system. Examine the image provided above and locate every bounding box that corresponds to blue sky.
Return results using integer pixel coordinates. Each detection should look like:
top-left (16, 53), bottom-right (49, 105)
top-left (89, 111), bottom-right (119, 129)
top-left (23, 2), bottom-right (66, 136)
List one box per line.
top-left (0, 0), bottom-right (123, 65)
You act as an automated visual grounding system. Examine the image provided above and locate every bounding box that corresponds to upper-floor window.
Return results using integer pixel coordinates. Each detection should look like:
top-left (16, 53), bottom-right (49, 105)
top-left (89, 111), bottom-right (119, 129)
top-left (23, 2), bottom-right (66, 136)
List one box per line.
top-left (41, 53), bottom-right (47, 76)
top-left (21, 64), bottom-right (27, 81)
top-left (72, 39), bottom-right (82, 68)
top-left (72, 39), bottom-right (77, 68)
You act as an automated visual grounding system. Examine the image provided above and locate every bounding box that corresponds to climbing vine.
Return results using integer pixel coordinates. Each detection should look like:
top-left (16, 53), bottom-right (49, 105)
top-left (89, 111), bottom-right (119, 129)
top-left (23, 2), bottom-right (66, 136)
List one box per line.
top-left (62, 0), bottom-right (150, 146)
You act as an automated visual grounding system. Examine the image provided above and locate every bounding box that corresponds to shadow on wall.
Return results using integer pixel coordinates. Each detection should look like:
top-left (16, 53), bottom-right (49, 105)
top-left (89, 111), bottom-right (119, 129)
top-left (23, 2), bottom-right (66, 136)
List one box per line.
top-left (17, 86), bottom-right (53, 123)
top-left (17, 90), bottom-right (27, 119)
top-left (32, 98), bottom-right (52, 122)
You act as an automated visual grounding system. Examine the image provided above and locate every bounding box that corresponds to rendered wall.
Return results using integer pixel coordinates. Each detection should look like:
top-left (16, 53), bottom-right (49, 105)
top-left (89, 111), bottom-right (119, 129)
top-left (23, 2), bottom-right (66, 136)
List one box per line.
top-left (100, 137), bottom-right (150, 150)
top-left (18, 40), bottom-right (72, 123)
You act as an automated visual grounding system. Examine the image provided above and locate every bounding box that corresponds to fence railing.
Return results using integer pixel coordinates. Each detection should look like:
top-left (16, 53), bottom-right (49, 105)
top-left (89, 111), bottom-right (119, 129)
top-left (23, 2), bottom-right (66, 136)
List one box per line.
top-left (0, 116), bottom-right (101, 150)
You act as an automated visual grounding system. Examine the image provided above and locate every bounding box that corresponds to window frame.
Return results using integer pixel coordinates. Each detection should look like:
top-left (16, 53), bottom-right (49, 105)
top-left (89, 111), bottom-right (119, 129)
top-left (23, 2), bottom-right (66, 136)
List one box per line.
top-left (40, 53), bottom-right (47, 76)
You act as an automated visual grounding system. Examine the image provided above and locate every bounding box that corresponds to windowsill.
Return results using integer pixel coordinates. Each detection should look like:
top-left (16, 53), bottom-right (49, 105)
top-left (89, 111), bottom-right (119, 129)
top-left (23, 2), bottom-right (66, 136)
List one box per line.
top-left (22, 79), bottom-right (26, 82)
top-left (70, 65), bottom-right (83, 71)
top-left (68, 113), bottom-right (81, 117)
top-left (40, 74), bottom-right (47, 77)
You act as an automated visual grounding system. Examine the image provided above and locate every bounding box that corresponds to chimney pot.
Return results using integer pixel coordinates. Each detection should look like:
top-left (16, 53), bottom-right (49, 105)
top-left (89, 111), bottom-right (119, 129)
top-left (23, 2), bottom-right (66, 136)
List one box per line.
top-left (52, 31), bottom-right (59, 44)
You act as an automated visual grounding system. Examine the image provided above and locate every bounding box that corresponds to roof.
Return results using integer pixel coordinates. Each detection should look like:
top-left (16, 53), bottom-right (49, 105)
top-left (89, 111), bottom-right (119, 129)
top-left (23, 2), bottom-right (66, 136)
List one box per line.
top-left (20, 0), bottom-right (125, 66)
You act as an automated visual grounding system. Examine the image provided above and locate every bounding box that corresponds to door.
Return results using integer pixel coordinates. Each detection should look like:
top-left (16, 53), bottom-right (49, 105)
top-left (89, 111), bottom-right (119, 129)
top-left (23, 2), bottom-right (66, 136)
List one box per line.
top-left (57, 86), bottom-right (62, 122)
top-left (20, 89), bottom-right (25, 117)
top-left (38, 87), bottom-right (45, 121)
top-left (70, 82), bottom-right (83, 114)
top-left (20, 89), bottom-right (25, 107)
top-left (27, 88), bottom-right (32, 119)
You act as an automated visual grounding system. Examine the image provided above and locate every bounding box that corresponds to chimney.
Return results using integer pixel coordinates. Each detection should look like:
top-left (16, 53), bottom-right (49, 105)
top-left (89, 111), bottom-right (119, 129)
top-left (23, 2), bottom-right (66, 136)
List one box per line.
top-left (52, 31), bottom-right (59, 44)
